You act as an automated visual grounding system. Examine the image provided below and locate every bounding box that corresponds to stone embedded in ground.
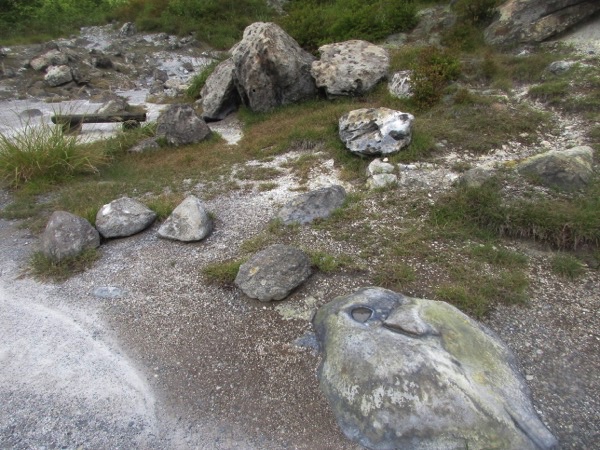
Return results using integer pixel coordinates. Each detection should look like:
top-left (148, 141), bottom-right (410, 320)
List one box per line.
top-left (547, 61), bottom-right (575, 75)
top-left (517, 146), bottom-right (594, 191)
top-left (311, 40), bottom-right (389, 98)
top-left (277, 185), bottom-right (346, 225)
top-left (485, 0), bottom-right (600, 46)
top-left (30, 50), bottom-right (69, 72)
top-left (44, 65), bottom-right (73, 87)
top-left (234, 244), bottom-right (312, 302)
top-left (158, 195), bottom-right (213, 242)
top-left (388, 70), bottom-right (413, 99)
top-left (458, 166), bottom-right (496, 188)
top-left (339, 108), bottom-right (414, 156)
top-left (366, 173), bottom-right (398, 190)
top-left (41, 211), bottom-right (100, 262)
top-left (366, 158), bottom-right (395, 176)
top-left (156, 104), bottom-right (212, 146)
top-left (313, 287), bottom-right (559, 450)
top-left (232, 22), bottom-right (317, 113)
top-left (128, 137), bottom-right (159, 154)
top-left (95, 197), bottom-right (157, 239)
top-left (200, 58), bottom-right (241, 121)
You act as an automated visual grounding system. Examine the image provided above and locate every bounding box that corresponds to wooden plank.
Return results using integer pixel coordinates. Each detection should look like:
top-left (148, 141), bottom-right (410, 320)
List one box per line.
top-left (51, 112), bottom-right (147, 126)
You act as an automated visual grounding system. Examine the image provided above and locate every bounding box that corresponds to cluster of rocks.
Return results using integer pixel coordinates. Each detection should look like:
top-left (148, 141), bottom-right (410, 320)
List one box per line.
top-left (41, 195), bottom-right (213, 262)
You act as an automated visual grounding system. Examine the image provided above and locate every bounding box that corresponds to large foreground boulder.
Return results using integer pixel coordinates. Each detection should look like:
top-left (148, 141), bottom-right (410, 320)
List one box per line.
top-left (485, 0), bottom-right (600, 46)
top-left (311, 40), bottom-right (389, 98)
top-left (158, 195), bottom-right (213, 242)
top-left (156, 104), bottom-right (212, 146)
top-left (200, 58), bottom-right (241, 121)
top-left (314, 287), bottom-right (559, 450)
top-left (232, 22), bottom-right (317, 113)
top-left (41, 211), bottom-right (100, 262)
top-left (277, 185), bottom-right (346, 225)
top-left (339, 108), bottom-right (414, 156)
top-left (95, 197), bottom-right (156, 239)
top-left (234, 244), bottom-right (312, 302)
top-left (517, 146), bottom-right (594, 191)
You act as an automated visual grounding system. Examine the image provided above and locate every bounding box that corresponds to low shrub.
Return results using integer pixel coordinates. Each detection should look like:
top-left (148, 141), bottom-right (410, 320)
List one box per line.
top-left (452, 0), bottom-right (501, 25)
top-left (410, 46), bottom-right (461, 109)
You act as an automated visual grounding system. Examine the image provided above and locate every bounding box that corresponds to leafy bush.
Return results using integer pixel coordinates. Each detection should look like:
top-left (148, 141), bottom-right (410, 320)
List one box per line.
top-left (410, 46), bottom-right (461, 108)
top-left (452, 0), bottom-right (501, 25)
top-left (0, 122), bottom-right (109, 188)
top-left (280, 0), bottom-right (418, 51)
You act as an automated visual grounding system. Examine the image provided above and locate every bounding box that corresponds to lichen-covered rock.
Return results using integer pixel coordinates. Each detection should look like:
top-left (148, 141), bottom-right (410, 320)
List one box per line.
top-left (232, 22), bottom-right (317, 112)
top-left (314, 287), bottom-right (559, 450)
top-left (44, 65), bottom-right (73, 87)
top-left (200, 58), bottom-right (241, 121)
top-left (339, 108), bottom-right (414, 156)
top-left (485, 0), bottom-right (600, 46)
top-left (277, 185), bottom-right (346, 225)
top-left (517, 146), bottom-right (593, 191)
top-left (311, 40), bottom-right (389, 98)
top-left (388, 70), bottom-right (412, 99)
top-left (156, 104), bottom-right (212, 146)
top-left (95, 197), bottom-right (156, 239)
top-left (235, 244), bottom-right (312, 302)
top-left (41, 211), bottom-right (100, 262)
top-left (158, 195), bottom-right (213, 242)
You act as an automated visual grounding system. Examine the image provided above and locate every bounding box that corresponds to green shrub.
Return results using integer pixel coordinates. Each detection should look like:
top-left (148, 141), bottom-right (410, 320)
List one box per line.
top-left (452, 0), bottom-right (501, 25)
top-left (0, 122), bottom-right (109, 188)
top-left (187, 60), bottom-right (220, 100)
top-left (280, 0), bottom-right (418, 51)
top-left (410, 46), bottom-right (461, 109)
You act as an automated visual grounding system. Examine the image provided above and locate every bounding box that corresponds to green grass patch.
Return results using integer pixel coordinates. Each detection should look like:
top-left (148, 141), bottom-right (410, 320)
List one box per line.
top-left (29, 248), bottom-right (100, 281)
top-left (551, 253), bottom-right (585, 280)
top-left (146, 193), bottom-right (184, 221)
top-left (202, 258), bottom-right (245, 285)
top-left (187, 60), bottom-right (221, 100)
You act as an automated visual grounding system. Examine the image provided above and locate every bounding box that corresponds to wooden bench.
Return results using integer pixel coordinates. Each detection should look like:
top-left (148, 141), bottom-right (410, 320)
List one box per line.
top-left (51, 112), bottom-right (147, 133)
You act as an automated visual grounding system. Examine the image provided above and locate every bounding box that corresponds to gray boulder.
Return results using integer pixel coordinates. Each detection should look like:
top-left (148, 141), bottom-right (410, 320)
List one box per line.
top-left (366, 158), bottom-right (395, 176)
top-left (158, 195), bottom-right (213, 242)
top-left (485, 0), bottom-right (600, 46)
top-left (388, 70), bottom-right (413, 99)
top-left (311, 40), bottom-right (389, 98)
top-left (119, 22), bottom-right (137, 37)
top-left (517, 146), bottom-right (594, 191)
top-left (314, 287), bottom-right (559, 450)
top-left (96, 97), bottom-right (129, 114)
top-left (366, 174), bottom-right (398, 190)
top-left (277, 185), bottom-right (346, 225)
top-left (128, 138), bottom-right (160, 154)
top-left (156, 104), bottom-right (212, 146)
top-left (30, 50), bottom-right (69, 72)
top-left (232, 22), bottom-right (317, 112)
top-left (44, 65), bottom-right (73, 87)
top-left (95, 197), bottom-right (157, 239)
top-left (339, 108), bottom-right (414, 156)
top-left (547, 61), bottom-right (575, 75)
top-left (235, 244), bottom-right (312, 302)
top-left (200, 58), bottom-right (241, 121)
top-left (41, 211), bottom-right (100, 262)
top-left (458, 166), bottom-right (495, 188)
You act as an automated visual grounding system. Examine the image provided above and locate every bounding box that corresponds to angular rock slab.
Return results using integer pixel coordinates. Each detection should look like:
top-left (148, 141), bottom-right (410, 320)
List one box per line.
top-left (485, 0), bottom-right (600, 46)
top-left (95, 197), bottom-right (156, 239)
top-left (311, 40), bottom-right (389, 98)
top-left (277, 185), bottom-right (346, 225)
top-left (156, 104), bottom-right (212, 146)
top-left (235, 244), bottom-right (312, 302)
top-left (41, 211), bottom-right (100, 262)
top-left (517, 146), bottom-right (593, 191)
top-left (313, 287), bottom-right (559, 450)
top-left (388, 70), bottom-right (412, 99)
top-left (339, 108), bottom-right (414, 156)
top-left (232, 22), bottom-right (317, 113)
top-left (158, 195), bottom-right (213, 242)
top-left (200, 58), bottom-right (241, 121)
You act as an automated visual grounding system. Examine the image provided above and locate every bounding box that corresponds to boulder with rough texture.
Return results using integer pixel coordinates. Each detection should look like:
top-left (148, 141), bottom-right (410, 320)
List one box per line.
top-left (366, 159), bottom-right (395, 176)
top-left (156, 104), bottom-right (212, 146)
top-left (158, 195), bottom-right (213, 242)
top-left (44, 65), bottom-right (73, 87)
top-left (366, 174), bottom-right (398, 190)
top-left (200, 58), bottom-right (241, 121)
top-left (314, 287), bottom-right (559, 450)
top-left (517, 146), bottom-right (593, 191)
top-left (232, 22), bottom-right (317, 112)
top-left (388, 70), bottom-right (412, 99)
top-left (485, 0), bottom-right (600, 46)
top-left (311, 40), bottom-right (389, 98)
top-left (339, 108), bottom-right (414, 156)
top-left (95, 197), bottom-right (157, 239)
top-left (119, 22), bottom-right (137, 37)
top-left (41, 211), bottom-right (100, 262)
top-left (96, 97), bottom-right (129, 114)
top-left (277, 185), bottom-right (346, 225)
top-left (235, 244), bottom-right (312, 302)
top-left (30, 50), bottom-right (69, 71)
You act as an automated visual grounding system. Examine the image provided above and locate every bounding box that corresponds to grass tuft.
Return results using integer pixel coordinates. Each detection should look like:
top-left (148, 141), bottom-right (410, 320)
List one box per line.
top-left (29, 248), bottom-right (100, 281)
top-left (202, 258), bottom-right (245, 285)
top-left (551, 253), bottom-right (585, 280)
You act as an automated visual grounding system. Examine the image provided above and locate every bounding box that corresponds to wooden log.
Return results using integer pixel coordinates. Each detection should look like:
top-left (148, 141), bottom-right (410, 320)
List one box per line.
top-left (51, 112), bottom-right (147, 127)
